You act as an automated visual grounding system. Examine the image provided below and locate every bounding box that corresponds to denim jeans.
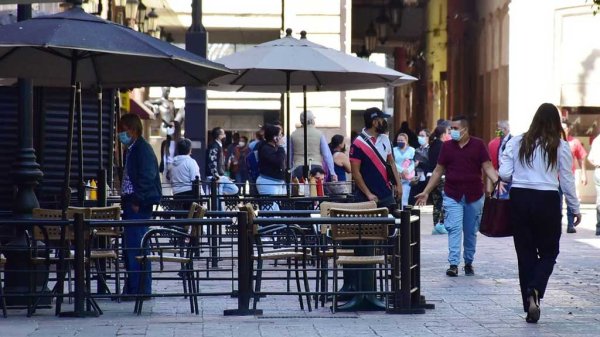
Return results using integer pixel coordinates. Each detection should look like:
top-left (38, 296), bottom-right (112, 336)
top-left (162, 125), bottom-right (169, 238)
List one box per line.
top-left (256, 175), bottom-right (286, 211)
top-left (443, 194), bottom-right (484, 266)
top-left (401, 180), bottom-right (411, 208)
top-left (122, 200), bottom-right (152, 295)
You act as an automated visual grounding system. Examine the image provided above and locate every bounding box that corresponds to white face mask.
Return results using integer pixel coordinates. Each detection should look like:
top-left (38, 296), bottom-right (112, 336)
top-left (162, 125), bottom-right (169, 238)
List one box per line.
top-left (166, 126), bottom-right (175, 136)
top-left (238, 142), bottom-right (246, 147)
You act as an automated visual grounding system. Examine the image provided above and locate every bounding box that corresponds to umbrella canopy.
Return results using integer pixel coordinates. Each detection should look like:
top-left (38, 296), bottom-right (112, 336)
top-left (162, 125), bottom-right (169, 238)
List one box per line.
top-left (209, 29), bottom-right (415, 92)
top-left (0, 7), bottom-right (232, 88)
top-left (210, 29), bottom-right (416, 180)
top-left (0, 4), bottom-right (233, 210)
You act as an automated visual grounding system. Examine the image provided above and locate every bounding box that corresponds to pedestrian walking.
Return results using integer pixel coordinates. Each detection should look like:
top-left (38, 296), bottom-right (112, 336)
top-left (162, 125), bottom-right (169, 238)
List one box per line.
top-left (499, 103), bottom-right (581, 323)
top-left (561, 119), bottom-right (587, 233)
top-left (257, 124), bottom-right (287, 210)
top-left (586, 132), bottom-right (600, 236)
top-left (428, 126), bottom-right (447, 234)
top-left (415, 116), bottom-right (499, 277)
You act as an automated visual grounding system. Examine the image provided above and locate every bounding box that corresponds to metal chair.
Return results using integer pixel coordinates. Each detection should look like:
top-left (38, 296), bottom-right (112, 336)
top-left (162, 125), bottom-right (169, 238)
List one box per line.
top-left (69, 206), bottom-right (121, 298)
top-left (133, 202), bottom-right (205, 315)
top-left (242, 204), bottom-right (312, 312)
top-left (315, 201), bottom-right (376, 307)
top-left (329, 207), bottom-right (390, 313)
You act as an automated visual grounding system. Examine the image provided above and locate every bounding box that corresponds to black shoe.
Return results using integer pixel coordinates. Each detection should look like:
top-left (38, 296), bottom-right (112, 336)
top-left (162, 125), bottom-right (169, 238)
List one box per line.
top-left (526, 289), bottom-right (540, 323)
top-left (464, 263), bottom-right (475, 276)
top-left (446, 265), bottom-right (458, 277)
top-left (567, 227), bottom-right (576, 234)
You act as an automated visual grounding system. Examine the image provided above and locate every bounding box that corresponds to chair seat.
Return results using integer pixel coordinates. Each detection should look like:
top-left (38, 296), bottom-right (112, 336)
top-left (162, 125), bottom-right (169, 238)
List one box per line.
top-left (253, 251), bottom-right (306, 260)
top-left (90, 251), bottom-right (118, 259)
top-left (336, 255), bottom-right (385, 265)
top-left (321, 248), bottom-right (354, 257)
top-left (94, 230), bottom-right (121, 237)
top-left (135, 255), bottom-right (191, 263)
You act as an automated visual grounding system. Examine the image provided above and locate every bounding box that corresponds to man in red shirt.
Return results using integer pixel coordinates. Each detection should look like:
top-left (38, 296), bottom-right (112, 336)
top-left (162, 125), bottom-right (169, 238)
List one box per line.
top-left (416, 116), bottom-right (500, 277)
top-left (561, 120), bottom-right (587, 233)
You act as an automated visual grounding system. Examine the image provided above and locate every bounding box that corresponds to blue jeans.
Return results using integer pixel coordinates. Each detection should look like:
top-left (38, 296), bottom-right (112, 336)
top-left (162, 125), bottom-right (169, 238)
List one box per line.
top-left (443, 194), bottom-right (484, 266)
top-left (122, 200), bottom-right (152, 295)
top-left (401, 180), bottom-right (411, 208)
top-left (256, 175), bottom-right (286, 211)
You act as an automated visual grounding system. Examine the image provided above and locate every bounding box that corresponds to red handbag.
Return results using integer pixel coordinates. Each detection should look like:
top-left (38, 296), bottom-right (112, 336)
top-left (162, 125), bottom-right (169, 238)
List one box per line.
top-left (479, 182), bottom-right (512, 237)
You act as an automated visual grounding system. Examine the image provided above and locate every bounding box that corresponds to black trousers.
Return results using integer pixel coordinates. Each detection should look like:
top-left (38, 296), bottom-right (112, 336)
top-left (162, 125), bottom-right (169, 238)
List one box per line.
top-left (510, 187), bottom-right (562, 312)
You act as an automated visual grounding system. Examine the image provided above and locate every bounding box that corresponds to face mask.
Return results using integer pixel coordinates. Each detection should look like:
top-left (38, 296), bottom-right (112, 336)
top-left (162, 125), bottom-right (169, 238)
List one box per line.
top-left (418, 136), bottom-right (427, 146)
top-left (238, 142), bottom-right (246, 147)
top-left (119, 131), bottom-right (132, 146)
top-left (450, 129), bottom-right (462, 141)
top-left (375, 119), bottom-right (388, 134)
top-left (166, 126), bottom-right (175, 136)
top-left (397, 141), bottom-right (406, 148)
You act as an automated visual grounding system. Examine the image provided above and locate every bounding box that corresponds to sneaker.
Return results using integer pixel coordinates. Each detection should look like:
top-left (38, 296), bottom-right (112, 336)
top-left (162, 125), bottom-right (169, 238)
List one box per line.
top-left (434, 223), bottom-right (448, 234)
top-left (567, 227), bottom-right (576, 234)
top-left (446, 265), bottom-right (458, 277)
top-left (464, 263), bottom-right (475, 276)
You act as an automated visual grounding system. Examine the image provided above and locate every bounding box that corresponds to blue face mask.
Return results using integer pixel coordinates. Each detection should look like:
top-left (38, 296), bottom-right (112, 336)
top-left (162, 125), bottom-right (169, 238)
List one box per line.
top-left (397, 141), bottom-right (406, 148)
top-left (450, 129), bottom-right (462, 141)
top-left (418, 136), bottom-right (427, 146)
top-left (119, 131), bottom-right (132, 146)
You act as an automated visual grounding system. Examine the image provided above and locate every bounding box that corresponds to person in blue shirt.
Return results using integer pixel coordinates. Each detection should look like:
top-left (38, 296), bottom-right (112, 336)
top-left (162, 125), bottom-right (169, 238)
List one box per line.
top-left (393, 132), bottom-right (415, 208)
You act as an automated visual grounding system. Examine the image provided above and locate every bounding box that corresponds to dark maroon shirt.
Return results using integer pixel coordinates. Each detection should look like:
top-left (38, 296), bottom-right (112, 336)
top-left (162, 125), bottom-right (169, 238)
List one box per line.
top-left (437, 137), bottom-right (491, 203)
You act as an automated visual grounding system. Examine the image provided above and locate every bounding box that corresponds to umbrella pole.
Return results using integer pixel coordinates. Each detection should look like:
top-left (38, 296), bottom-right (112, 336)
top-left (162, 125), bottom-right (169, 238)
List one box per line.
top-left (77, 82), bottom-right (85, 206)
top-left (303, 85), bottom-right (308, 179)
top-left (96, 86), bottom-right (107, 207)
top-left (62, 53), bottom-right (78, 213)
top-left (285, 71), bottom-right (291, 197)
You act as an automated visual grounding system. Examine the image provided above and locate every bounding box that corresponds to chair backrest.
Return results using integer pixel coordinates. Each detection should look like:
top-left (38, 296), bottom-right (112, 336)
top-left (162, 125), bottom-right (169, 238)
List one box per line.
top-left (32, 208), bottom-right (75, 241)
top-left (320, 201), bottom-right (377, 217)
top-left (240, 203), bottom-right (257, 234)
top-left (329, 207), bottom-right (389, 241)
top-left (189, 203), bottom-right (207, 238)
top-left (319, 201), bottom-right (377, 233)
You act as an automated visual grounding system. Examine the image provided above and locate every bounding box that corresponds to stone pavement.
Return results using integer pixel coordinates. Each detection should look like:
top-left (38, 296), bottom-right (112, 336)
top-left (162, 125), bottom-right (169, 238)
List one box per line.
top-left (2, 205), bottom-right (600, 337)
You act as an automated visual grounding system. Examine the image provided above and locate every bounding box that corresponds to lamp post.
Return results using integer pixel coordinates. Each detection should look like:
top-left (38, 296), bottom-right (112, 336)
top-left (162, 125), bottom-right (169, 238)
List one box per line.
top-left (364, 22), bottom-right (377, 55)
top-left (124, 0), bottom-right (138, 27)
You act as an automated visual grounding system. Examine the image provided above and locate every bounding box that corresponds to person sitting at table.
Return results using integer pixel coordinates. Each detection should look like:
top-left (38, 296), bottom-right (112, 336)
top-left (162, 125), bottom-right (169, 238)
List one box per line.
top-left (257, 124), bottom-right (286, 210)
top-left (169, 138), bottom-right (202, 210)
top-left (118, 113), bottom-right (162, 299)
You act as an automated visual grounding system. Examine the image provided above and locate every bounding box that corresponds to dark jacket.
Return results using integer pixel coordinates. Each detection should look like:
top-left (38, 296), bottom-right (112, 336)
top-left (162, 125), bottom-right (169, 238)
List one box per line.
top-left (258, 142), bottom-right (286, 180)
top-left (124, 137), bottom-right (162, 206)
top-left (427, 138), bottom-right (443, 173)
top-left (205, 141), bottom-right (224, 177)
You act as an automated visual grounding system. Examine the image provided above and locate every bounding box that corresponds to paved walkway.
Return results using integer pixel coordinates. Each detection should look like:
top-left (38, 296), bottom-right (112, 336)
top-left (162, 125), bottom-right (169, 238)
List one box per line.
top-left (2, 205), bottom-right (600, 337)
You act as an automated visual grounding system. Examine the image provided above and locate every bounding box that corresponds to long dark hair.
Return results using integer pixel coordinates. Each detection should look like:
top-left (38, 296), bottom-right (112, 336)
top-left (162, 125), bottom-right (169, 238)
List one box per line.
top-left (329, 134), bottom-right (345, 153)
top-left (518, 103), bottom-right (566, 170)
top-left (429, 126), bottom-right (446, 144)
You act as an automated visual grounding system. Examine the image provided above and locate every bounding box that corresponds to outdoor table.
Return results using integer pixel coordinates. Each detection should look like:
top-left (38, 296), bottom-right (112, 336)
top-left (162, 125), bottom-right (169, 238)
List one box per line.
top-left (312, 213), bottom-right (394, 311)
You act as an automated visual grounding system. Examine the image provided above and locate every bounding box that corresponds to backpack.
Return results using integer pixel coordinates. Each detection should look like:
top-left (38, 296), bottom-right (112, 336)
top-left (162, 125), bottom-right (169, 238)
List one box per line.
top-left (246, 141), bottom-right (262, 181)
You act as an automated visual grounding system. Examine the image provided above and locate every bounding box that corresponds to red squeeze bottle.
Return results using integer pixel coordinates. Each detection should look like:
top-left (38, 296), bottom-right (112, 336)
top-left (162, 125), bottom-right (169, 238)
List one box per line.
top-left (316, 177), bottom-right (324, 196)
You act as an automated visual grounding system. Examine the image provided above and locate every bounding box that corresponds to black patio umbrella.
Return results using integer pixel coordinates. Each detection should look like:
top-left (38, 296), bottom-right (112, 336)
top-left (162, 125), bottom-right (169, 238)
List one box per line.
top-left (0, 2), bottom-right (232, 208)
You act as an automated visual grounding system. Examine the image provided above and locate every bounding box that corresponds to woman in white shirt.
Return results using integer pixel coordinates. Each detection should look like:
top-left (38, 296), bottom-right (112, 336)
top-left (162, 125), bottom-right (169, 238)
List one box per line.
top-left (499, 103), bottom-right (582, 324)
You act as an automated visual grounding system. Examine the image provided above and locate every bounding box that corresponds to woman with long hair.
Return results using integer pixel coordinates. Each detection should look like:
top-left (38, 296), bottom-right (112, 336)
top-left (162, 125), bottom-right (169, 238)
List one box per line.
top-left (429, 126), bottom-right (448, 234)
top-left (328, 134), bottom-right (351, 182)
top-left (499, 103), bottom-right (581, 323)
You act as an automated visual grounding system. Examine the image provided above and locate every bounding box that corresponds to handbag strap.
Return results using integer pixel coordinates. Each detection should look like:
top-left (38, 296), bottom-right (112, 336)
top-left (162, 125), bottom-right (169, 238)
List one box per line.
top-left (359, 133), bottom-right (389, 168)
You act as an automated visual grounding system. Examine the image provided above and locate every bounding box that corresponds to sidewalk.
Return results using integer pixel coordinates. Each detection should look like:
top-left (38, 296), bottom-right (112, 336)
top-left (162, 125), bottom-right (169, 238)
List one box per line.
top-left (2, 205), bottom-right (600, 337)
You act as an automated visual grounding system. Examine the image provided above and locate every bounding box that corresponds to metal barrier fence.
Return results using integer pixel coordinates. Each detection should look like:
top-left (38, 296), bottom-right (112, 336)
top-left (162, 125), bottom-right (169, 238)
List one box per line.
top-left (0, 206), bottom-right (433, 317)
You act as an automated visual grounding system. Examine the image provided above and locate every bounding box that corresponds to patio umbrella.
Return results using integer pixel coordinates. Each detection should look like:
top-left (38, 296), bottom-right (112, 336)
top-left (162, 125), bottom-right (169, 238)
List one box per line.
top-left (210, 29), bottom-right (416, 179)
top-left (0, 3), bottom-right (233, 208)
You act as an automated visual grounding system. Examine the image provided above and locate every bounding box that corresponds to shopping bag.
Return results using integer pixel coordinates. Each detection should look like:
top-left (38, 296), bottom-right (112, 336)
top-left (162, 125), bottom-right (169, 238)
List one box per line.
top-left (479, 182), bottom-right (512, 237)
